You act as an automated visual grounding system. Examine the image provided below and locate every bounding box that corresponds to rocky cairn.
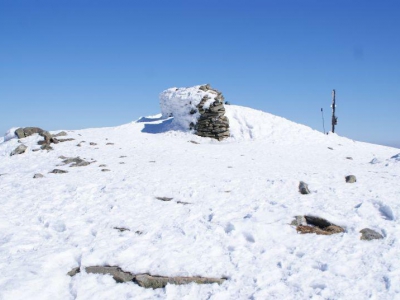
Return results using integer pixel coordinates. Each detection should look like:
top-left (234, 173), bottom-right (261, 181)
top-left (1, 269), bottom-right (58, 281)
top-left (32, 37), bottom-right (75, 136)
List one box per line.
top-left (160, 84), bottom-right (230, 140)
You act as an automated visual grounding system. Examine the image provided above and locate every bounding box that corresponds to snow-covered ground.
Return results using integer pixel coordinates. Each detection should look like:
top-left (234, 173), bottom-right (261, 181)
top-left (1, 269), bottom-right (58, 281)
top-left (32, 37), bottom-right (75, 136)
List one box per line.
top-left (0, 105), bottom-right (399, 299)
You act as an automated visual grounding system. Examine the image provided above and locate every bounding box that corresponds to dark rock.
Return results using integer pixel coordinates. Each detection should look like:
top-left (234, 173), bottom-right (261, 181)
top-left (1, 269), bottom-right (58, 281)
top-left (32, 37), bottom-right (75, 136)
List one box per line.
top-left (295, 215), bottom-right (345, 235)
top-left (299, 181), bottom-right (310, 194)
top-left (189, 141), bottom-right (200, 144)
top-left (90, 142), bottom-right (97, 146)
top-left (114, 227), bottom-right (130, 232)
top-left (106, 143), bottom-right (114, 145)
top-left (10, 144), bottom-right (28, 156)
top-left (85, 266), bottom-right (135, 283)
top-left (53, 131), bottom-right (68, 137)
top-left (360, 228), bottom-right (383, 241)
top-left (101, 169), bottom-right (110, 172)
top-left (50, 169), bottom-right (68, 174)
top-left (345, 175), bottom-right (357, 183)
top-left (33, 173), bottom-right (44, 179)
top-left (40, 144), bottom-right (53, 151)
top-left (99, 164), bottom-right (107, 167)
top-left (58, 138), bottom-right (75, 142)
top-left (61, 157), bottom-right (90, 167)
top-left (177, 201), bottom-right (190, 205)
top-left (156, 197), bottom-right (173, 201)
top-left (134, 274), bottom-right (226, 289)
top-left (67, 267), bottom-right (81, 277)
top-left (120, 155), bottom-right (127, 158)
top-left (328, 147), bottom-right (334, 150)
top-left (346, 157), bottom-right (353, 160)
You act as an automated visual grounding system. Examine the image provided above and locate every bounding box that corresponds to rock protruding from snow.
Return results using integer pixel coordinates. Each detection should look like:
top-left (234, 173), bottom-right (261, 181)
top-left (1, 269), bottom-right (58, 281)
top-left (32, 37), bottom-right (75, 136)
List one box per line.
top-left (85, 266), bottom-right (135, 283)
top-left (360, 228), bottom-right (383, 241)
top-left (10, 144), bottom-right (28, 156)
top-left (160, 84), bottom-right (230, 140)
top-left (135, 274), bottom-right (226, 289)
top-left (345, 175), bottom-right (357, 183)
top-left (299, 181), bottom-right (311, 194)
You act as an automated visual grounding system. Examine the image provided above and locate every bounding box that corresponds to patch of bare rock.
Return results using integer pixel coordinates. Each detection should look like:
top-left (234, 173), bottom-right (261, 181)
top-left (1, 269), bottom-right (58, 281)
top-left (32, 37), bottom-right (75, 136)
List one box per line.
top-left (68, 266), bottom-right (226, 288)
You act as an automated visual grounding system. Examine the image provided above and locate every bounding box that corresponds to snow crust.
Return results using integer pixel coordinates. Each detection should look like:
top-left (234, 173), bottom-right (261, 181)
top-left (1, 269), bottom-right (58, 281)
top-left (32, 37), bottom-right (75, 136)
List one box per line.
top-left (0, 105), bottom-right (400, 299)
top-left (159, 85), bottom-right (217, 130)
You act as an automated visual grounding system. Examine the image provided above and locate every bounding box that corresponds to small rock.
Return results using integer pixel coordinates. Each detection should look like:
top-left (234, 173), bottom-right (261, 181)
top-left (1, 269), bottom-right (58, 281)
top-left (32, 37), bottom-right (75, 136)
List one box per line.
top-left (33, 173), bottom-right (44, 179)
top-left (177, 201), bottom-right (190, 205)
top-left (360, 228), bottom-right (383, 241)
top-left (156, 197), bottom-right (173, 201)
top-left (119, 162), bottom-right (125, 164)
top-left (345, 175), bottom-right (357, 183)
top-left (53, 131), bottom-right (68, 137)
top-left (58, 138), bottom-right (75, 142)
top-left (90, 142), bottom-right (97, 146)
top-left (114, 227), bottom-right (130, 232)
top-left (328, 147), bottom-right (334, 150)
top-left (346, 157), bottom-right (353, 160)
top-left (106, 143), bottom-right (114, 145)
top-left (119, 156), bottom-right (127, 158)
top-left (32, 149), bottom-right (40, 152)
top-left (61, 157), bottom-right (90, 167)
top-left (40, 144), bottom-right (53, 151)
top-left (85, 266), bottom-right (134, 283)
top-left (67, 267), bottom-right (81, 276)
top-left (99, 164), bottom-right (107, 167)
top-left (10, 144), bottom-right (28, 156)
top-left (59, 156), bottom-right (68, 159)
top-left (101, 169), bottom-right (110, 172)
top-left (50, 169), bottom-right (68, 174)
top-left (189, 140), bottom-right (200, 144)
top-left (299, 181), bottom-right (310, 194)
top-left (135, 231), bottom-right (143, 235)
top-left (149, 161), bottom-right (156, 163)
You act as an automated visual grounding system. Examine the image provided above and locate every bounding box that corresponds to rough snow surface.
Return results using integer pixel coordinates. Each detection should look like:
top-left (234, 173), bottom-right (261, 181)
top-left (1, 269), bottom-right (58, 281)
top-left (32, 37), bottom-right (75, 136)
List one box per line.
top-left (0, 105), bottom-right (399, 299)
top-left (3, 127), bottom-right (19, 142)
top-left (159, 85), bottom-right (216, 130)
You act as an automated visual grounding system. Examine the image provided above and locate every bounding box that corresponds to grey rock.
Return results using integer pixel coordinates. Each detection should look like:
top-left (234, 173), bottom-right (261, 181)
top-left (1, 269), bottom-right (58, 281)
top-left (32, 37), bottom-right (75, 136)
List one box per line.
top-left (58, 138), bottom-right (75, 142)
top-left (50, 169), bottom-right (68, 174)
top-left (304, 216), bottom-right (335, 228)
top-left (360, 228), bottom-right (383, 241)
top-left (99, 164), bottom-right (107, 167)
top-left (346, 157), bottom-right (353, 160)
top-left (345, 175), bottom-right (357, 183)
top-left (106, 143), bottom-right (114, 145)
top-left (134, 274), bottom-right (226, 289)
top-left (156, 197), bottom-right (173, 201)
top-left (101, 169), bottom-right (110, 172)
top-left (85, 266), bottom-right (135, 283)
top-left (15, 127), bottom-right (58, 144)
top-left (299, 181), bottom-right (310, 194)
top-left (90, 142), bottom-right (97, 146)
top-left (10, 144), bottom-right (28, 156)
top-left (40, 144), bottom-right (53, 151)
top-left (114, 227), bottom-right (130, 232)
top-left (61, 157), bottom-right (90, 167)
top-left (33, 173), bottom-right (44, 179)
top-left (67, 267), bottom-right (81, 276)
top-left (53, 131), bottom-right (68, 137)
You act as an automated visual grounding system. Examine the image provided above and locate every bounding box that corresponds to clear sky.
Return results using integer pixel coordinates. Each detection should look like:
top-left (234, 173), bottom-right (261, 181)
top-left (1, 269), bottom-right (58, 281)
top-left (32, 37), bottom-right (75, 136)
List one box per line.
top-left (1, 0), bottom-right (399, 148)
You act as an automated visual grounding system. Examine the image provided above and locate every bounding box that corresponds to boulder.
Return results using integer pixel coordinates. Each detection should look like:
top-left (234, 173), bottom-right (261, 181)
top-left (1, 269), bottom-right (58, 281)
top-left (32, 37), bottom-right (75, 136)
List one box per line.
top-left (294, 215), bottom-right (345, 235)
top-left (50, 169), bottom-right (68, 174)
top-left (53, 131), bottom-right (68, 137)
top-left (10, 144), bottom-right (28, 156)
top-left (61, 157), bottom-right (90, 167)
top-left (360, 228), bottom-right (383, 241)
top-left (298, 181), bottom-right (310, 194)
top-left (15, 127), bottom-right (58, 144)
top-left (345, 175), bottom-right (357, 183)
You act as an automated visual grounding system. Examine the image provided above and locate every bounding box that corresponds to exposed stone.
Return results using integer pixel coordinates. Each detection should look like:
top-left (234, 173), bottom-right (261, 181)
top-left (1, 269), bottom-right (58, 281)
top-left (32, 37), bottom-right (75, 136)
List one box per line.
top-left (15, 127), bottom-right (58, 144)
top-left (106, 143), bottom-right (114, 145)
top-left (58, 138), bottom-right (75, 142)
top-left (101, 169), bottom-right (110, 172)
top-left (134, 274), bottom-right (226, 289)
top-left (295, 215), bottom-right (345, 235)
top-left (346, 157), bottom-right (353, 160)
top-left (50, 169), bottom-right (68, 174)
top-left (99, 164), bottom-right (107, 167)
top-left (345, 175), bottom-right (357, 183)
top-left (85, 266), bottom-right (135, 283)
top-left (114, 227), bottom-right (130, 232)
top-left (40, 144), bottom-right (53, 151)
top-left (53, 131), bottom-right (68, 137)
top-left (33, 173), bottom-right (44, 179)
top-left (67, 267), bottom-right (81, 276)
top-left (61, 157), bottom-right (90, 167)
top-left (156, 197), bottom-right (173, 201)
top-left (360, 228), bottom-right (383, 241)
top-left (90, 142), bottom-right (97, 146)
top-left (189, 141), bottom-right (200, 144)
top-left (299, 181), bottom-right (310, 194)
top-left (10, 144), bottom-right (28, 156)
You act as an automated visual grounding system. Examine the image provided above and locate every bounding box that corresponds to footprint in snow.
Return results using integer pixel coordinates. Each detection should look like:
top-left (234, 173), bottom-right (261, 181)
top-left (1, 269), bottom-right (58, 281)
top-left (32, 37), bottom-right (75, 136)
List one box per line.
top-left (374, 201), bottom-right (395, 221)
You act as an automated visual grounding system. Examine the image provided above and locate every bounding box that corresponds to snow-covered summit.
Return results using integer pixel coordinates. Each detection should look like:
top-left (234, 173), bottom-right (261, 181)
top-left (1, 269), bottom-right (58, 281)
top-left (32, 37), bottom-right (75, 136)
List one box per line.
top-left (0, 104), bottom-right (399, 299)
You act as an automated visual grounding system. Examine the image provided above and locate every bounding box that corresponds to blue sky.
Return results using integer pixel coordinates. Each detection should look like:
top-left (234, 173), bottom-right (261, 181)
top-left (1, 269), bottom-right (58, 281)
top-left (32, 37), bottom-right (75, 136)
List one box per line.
top-left (1, 0), bottom-right (399, 147)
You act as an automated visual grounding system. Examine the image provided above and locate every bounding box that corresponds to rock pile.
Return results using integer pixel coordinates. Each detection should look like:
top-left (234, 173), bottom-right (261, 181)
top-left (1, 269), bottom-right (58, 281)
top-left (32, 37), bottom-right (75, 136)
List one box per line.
top-left (159, 84), bottom-right (230, 141)
top-left (195, 85), bottom-right (230, 140)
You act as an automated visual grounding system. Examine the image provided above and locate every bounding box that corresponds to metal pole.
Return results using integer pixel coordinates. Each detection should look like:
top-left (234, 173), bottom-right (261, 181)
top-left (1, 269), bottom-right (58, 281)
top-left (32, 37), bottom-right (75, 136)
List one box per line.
top-left (331, 89), bottom-right (337, 133)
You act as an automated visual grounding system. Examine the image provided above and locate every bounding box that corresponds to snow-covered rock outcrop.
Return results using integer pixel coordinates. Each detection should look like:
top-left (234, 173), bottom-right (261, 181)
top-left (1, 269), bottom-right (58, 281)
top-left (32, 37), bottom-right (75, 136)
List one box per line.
top-left (159, 84), bottom-right (230, 140)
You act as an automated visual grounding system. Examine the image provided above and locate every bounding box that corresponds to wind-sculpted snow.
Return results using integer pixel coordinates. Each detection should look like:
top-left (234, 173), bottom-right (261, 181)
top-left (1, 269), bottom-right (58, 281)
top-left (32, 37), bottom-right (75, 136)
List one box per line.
top-left (0, 105), bottom-right (399, 299)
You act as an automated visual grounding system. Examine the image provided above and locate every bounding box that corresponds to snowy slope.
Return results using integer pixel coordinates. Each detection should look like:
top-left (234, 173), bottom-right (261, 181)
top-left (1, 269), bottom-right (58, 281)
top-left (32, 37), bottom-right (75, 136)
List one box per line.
top-left (0, 105), bottom-right (399, 299)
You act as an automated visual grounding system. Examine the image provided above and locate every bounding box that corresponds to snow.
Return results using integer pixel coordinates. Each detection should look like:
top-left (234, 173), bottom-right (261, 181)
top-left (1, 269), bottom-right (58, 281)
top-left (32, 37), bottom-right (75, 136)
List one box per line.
top-left (3, 127), bottom-right (19, 142)
top-left (159, 85), bottom-right (217, 130)
top-left (0, 105), bottom-right (399, 299)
